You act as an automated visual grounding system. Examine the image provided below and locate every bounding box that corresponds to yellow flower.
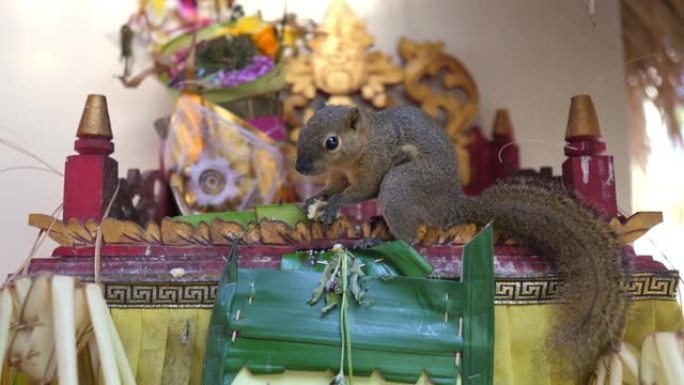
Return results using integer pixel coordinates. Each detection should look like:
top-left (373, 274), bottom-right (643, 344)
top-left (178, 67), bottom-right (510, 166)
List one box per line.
top-left (282, 25), bottom-right (303, 47)
top-left (232, 16), bottom-right (266, 35)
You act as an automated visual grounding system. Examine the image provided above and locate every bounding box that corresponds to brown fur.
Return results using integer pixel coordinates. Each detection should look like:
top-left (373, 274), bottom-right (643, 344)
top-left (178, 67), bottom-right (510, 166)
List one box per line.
top-left (461, 177), bottom-right (628, 379)
top-left (296, 105), bottom-right (629, 379)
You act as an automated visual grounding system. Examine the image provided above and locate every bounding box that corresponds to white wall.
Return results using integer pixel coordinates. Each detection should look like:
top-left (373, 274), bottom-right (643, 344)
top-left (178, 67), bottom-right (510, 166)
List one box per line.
top-left (0, 0), bottom-right (628, 277)
top-left (0, 0), bottom-right (174, 277)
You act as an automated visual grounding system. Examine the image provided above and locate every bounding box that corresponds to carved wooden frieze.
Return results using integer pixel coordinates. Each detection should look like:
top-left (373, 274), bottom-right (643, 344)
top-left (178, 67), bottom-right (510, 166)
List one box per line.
top-left (29, 213), bottom-right (480, 248)
top-left (28, 210), bottom-right (657, 248)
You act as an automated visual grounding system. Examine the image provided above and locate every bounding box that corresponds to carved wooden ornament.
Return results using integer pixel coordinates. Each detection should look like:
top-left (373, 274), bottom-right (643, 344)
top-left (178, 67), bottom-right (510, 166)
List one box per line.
top-left (29, 210), bottom-right (660, 248)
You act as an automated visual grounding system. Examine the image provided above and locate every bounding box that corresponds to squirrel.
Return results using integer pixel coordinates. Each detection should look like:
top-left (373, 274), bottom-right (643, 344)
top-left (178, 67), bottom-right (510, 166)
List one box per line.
top-left (295, 104), bottom-right (629, 380)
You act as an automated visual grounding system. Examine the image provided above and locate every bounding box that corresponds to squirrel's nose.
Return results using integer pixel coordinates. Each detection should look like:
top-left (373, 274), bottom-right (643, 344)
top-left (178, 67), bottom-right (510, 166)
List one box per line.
top-left (295, 158), bottom-right (313, 174)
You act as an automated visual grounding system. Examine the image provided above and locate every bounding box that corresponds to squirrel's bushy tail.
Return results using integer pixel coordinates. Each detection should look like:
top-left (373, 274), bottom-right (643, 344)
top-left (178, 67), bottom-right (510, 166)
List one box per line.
top-left (459, 176), bottom-right (629, 379)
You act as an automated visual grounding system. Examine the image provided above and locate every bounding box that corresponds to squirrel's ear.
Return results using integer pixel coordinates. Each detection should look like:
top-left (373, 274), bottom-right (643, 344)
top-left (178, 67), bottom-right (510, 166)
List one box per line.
top-left (311, 97), bottom-right (325, 112)
top-left (346, 107), bottom-right (361, 130)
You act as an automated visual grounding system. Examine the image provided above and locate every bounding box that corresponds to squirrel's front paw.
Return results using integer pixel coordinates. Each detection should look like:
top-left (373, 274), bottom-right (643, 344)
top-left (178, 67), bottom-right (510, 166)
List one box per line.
top-left (320, 204), bottom-right (339, 227)
top-left (303, 196), bottom-right (321, 211)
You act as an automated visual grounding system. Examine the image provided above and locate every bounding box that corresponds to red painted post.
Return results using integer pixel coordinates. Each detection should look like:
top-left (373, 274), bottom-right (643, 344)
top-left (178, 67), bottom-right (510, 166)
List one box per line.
top-left (63, 95), bottom-right (120, 222)
top-left (490, 109), bottom-right (520, 181)
top-left (561, 95), bottom-right (617, 218)
top-left (463, 126), bottom-right (493, 196)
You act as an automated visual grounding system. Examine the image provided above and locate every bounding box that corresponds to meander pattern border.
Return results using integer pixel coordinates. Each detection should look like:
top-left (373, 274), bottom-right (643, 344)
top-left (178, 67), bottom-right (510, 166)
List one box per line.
top-left (104, 272), bottom-right (680, 308)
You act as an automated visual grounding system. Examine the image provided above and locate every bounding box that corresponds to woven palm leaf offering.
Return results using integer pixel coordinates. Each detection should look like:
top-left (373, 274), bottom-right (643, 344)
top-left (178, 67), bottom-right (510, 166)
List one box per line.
top-left (0, 276), bottom-right (136, 385)
top-left (119, 1), bottom-right (286, 104)
top-left (200, 218), bottom-right (495, 385)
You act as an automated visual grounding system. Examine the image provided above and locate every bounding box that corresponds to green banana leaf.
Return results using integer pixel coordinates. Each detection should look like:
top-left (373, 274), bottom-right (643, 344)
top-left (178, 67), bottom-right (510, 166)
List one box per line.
top-left (461, 223), bottom-right (495, 385)
top-left (280, 240), bottom-right (433, 278)
top-left (160, 24), bottom-right (233, 55)
top-left (201, 225), bottom-right (495, 385)
top-left (172, 203), bottom-right (304, 228)
top-left (171, 210), bottom-right (257, 229)
top-left (204, 267), bottom-right (464, 384)
top-left (202, 242), bottom-right (239, 385)
top-left (255, 204), bottom-right (307, 228)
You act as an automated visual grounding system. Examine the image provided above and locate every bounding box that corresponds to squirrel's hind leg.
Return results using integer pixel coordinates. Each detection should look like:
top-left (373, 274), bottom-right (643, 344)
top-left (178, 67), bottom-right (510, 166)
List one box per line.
top-left (379, 163), bottom-right (457, 243)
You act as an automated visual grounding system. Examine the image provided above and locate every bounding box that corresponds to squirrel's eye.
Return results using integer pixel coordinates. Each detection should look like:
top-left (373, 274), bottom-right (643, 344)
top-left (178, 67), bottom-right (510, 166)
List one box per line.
top-left (325, 136), bottom-right (339, 150)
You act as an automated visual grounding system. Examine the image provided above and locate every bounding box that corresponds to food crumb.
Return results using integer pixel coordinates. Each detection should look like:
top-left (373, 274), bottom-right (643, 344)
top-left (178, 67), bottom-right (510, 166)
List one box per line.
top-left (307, 198), bottom-right (327, 220)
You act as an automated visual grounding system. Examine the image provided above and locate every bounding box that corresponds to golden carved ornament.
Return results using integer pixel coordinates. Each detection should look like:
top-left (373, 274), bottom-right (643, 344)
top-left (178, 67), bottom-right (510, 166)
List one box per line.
top-left (609, 212), bottom-right (663, 244)
top-left (308, 0), bottom-right (374, 97)
top-left (29, 214), bottom-right (488, 248)
top-left (30, 210), bottom-right (660, 248)
top-left (28, 214), bottom-right (97, 247)
top-left (102, 219), bottom-right (162, 245)
top-left (283, 0), bottom-right (404, 131)
top-left (399, 38), bottom-right (479, 141)
top-left (399, 38), bottom-right (479, 184)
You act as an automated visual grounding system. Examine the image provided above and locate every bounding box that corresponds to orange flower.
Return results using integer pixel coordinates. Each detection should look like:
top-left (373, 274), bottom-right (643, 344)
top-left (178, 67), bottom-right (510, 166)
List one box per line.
top-left (252, 25), bottom-right (279, 59)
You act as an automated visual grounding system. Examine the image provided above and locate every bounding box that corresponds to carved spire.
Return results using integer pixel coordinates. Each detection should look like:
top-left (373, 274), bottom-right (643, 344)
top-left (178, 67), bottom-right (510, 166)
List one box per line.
top-left (561, 94), bottom-right (616, 217)
top-left (565, 94), bottom-right (602, 139)
top-left (64, 94), bottom-right (119, 222)
top-left (492, 109), bottom-right (513, 136)
top-left (77, 94), bottom-right (113, 138)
